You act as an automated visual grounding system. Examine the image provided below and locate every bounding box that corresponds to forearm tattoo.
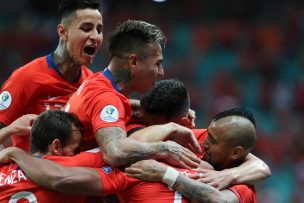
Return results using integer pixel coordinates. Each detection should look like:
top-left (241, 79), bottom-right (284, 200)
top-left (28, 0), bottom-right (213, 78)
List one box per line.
top-left (173, 175), bottom-right (228, 203)
top-left (97, 127), bottom-right (159, 166)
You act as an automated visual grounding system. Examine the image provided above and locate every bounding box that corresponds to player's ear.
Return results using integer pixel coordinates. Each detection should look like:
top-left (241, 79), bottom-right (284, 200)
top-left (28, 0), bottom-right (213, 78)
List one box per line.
top-left (230, 146), bottom-right (244, 160)
top-left (128, 54), bottom-right (139, 72)
top-left (57, 24), bottom-right (68, 41)
top-left (50, 139), bottom-right (63, 156)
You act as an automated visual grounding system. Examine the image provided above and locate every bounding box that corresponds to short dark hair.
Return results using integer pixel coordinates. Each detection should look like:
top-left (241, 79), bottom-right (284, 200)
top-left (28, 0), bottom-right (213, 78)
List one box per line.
top-left (212, 108), bottom-right (256, 128)
top-left (140, 79), bottom-right (190, 120)
top-left (30, 110), bottom-right (82, 154)
top-left (212, 108), bottom-right (256, 151)
top-left (108, 20), bottom-right (166, 59)
top-left (59, 0), bottom-right (101, 23)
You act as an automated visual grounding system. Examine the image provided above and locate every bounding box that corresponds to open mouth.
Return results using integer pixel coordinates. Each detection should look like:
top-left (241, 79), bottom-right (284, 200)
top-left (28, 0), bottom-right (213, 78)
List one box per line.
top-left (84, 46), bottom-right (96, 56)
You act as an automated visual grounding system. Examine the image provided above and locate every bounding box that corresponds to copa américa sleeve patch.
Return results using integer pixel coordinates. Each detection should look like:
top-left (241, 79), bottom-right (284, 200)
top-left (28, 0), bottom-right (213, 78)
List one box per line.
top-left (100, 105), bottom-right (119, 122)
top-left (0, 91), bottom-right (12, 110)
top-left (101, 165), bottom-right (113, 174)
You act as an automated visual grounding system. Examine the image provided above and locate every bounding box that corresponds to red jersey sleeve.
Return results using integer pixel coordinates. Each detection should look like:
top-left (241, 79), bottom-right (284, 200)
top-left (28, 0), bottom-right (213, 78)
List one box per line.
top-left (228, 184), bottom-right (256, 203)
top-left (95, 166), bottom-right (139, 196)
top-left (88, 91), bottom-right (128, 135)
top-left (0, 67), bottom-right (38, 125)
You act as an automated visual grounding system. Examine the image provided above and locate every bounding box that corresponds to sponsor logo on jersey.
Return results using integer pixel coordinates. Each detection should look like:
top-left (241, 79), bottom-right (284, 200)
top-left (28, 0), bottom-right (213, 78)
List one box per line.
top-left (101, 166), bottom-right (113, 174)
top-left (0, 91), bottom-right (12, 110)
top-left (100, 105), bottom-right (119, 122)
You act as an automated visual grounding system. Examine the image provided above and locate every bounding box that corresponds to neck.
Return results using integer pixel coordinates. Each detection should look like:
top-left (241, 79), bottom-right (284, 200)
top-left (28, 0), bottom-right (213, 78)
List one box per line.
top-left (53, 45), bottom-right (82, 83)
top-left (108, 61), bottom-right (133, 96)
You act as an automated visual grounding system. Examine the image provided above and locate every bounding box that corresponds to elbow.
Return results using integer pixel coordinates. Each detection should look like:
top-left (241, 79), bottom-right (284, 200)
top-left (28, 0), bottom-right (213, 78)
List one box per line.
top-left (256, 159), bottom-right (271, 180)
top-left (262, 163), bottom-right (272, 179)
top-left (102, 147), bottom-right (125, 167)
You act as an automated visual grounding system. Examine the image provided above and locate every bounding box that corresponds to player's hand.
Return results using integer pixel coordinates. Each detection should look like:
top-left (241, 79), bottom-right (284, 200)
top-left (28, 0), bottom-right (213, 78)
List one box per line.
top-left (190, 168), bottom-right (233, 190)
top-left (187, 108), bottom-right (196, 129)
top-left (125, 159), bottom-right (167, 182)
top-left (167, 123), bottom-right (202, 154)
top-left (157, 141), bottom-right (201, 169)
top-left (0, 146), bottom-right (20, 163)
top-left (7, 114), bottom-right (37, 136)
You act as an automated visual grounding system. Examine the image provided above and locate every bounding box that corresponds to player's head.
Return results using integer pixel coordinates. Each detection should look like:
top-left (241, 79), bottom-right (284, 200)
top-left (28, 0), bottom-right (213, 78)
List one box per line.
top-left (140, 79), bottom-right (191, 127)
top-left (202, 108), bottom-right (256, 170)
top-left (57, 0), bottom-right (103, 65)
top-left (109, 20), bottom-right (166, 93)
top-left (30, 110), bottom-right (82, 157)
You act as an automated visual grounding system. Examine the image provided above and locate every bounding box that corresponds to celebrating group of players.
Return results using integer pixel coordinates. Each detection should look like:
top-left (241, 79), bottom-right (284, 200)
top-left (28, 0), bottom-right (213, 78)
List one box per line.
top-left (0, 0), bottom-right (271, 202)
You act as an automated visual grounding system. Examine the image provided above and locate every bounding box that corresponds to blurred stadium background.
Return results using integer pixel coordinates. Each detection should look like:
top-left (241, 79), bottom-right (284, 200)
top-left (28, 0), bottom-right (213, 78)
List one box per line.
top-left (1, 0), bottom-right (304, 202)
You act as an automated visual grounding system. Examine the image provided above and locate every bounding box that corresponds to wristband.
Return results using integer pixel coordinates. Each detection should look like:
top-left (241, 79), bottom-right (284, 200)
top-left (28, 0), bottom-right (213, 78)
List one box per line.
top-left (162, 166), bottom-right (179, 188)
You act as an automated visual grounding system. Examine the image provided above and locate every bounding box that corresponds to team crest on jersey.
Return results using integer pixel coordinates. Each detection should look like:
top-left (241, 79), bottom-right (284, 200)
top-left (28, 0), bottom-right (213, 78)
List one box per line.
top-left (0, 91), bottom-right (12, 110)
top-left (100, 105), bottom-right (119, 122)
top-left (101, 166), bottom-right (113, 174)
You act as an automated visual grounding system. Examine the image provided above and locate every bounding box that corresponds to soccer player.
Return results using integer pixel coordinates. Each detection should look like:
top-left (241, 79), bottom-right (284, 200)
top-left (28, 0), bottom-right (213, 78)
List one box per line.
top-left (64, 19), bottom-right (202, 169)
top-left (0, 110), bottom-right (103, 202)
top-left (129, 79), bottom-right (271, 190)
top-left (0, 0), bottom-right (103, 151)
top-left (125, 108), bottom-right (258, 203)
top-left (0, 109), bottom-right (259, 203)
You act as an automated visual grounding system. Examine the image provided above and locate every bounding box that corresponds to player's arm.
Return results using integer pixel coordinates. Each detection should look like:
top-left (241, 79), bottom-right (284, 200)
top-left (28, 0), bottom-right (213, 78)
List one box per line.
top-left (95, 126), bottom-right (202, 168)
top-left (129, 122), bottom-right (201, 152)
top-left (0, 147), bottom-right (102, 195)
top-left (174, 173), bottom-right (239, 203)
top-left (192, 153), bottom-right (271, 190)
top-left (0, 114), bottom-right (37, 144)
top-left (125, 159), bottom-right (239, 203)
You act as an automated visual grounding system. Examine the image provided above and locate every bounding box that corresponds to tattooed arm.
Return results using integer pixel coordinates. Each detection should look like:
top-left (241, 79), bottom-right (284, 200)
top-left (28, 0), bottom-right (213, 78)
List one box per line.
top-left (129, 122), bottom-right (201, 152)
top-left (174, 174), bottom-right (238, 203)
top-left (95, 126), bottom-right (201, 168)
top-left (125, 160), bottom-right (239, 203)
top-left (0, 147), bottom-right (103, 195)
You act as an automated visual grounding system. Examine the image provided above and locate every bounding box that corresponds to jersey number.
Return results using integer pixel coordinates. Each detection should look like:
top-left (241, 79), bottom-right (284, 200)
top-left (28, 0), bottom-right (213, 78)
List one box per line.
top-left (9, 191), bottom-right (38, 203)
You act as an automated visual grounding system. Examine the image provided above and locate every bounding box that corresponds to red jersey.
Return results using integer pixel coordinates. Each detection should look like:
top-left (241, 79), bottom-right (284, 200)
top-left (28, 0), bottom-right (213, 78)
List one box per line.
top-left (96, 165), bottom-right (192, 203)
top-left (0, 54), bottom-right (93, 151)
top-left (64, 68), bottom-right (132, 151)
top-left (125, 126), bottom-right (256, 202)
top-left (0, 150), bottom-right (102, 203)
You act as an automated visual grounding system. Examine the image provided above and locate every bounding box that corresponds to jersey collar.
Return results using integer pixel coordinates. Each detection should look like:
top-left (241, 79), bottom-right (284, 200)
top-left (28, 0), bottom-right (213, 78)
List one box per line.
top-left (46, 53), bottom-right (82, 82)
top-left (102, 68), bottom-right (122, 93)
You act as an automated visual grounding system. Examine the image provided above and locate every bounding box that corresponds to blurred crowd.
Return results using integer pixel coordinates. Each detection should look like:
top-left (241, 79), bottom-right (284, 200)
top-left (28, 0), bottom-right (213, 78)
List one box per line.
top-left (1, 0), bottom-right (304, 202)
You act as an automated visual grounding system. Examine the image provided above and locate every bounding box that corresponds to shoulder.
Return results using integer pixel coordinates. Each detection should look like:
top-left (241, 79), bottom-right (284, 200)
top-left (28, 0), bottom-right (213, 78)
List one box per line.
top-left (81, 66), bottom-right (94, 77)
top-left (7, 56), bottom-right (48, 82)
top-left (193, 129), bottom-right (208, 142)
